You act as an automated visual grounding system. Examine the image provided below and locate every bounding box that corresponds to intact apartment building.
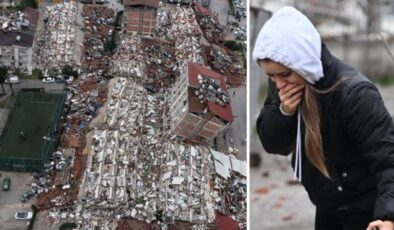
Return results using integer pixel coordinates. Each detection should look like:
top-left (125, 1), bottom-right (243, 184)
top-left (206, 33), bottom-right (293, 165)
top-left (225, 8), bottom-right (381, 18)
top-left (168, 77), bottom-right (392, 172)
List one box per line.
top-left (0, 7), bottom-right (39, 74)
top-left (169, 62), bottom-right (233, 144)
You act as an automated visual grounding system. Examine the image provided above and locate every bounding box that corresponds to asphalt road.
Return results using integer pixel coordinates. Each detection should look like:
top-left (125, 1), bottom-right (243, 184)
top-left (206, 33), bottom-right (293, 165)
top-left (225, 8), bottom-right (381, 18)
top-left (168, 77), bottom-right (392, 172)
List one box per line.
top-left (225, 86), bottom-right (247, 160)
top-left (0, 171), bottom-right (36, 230)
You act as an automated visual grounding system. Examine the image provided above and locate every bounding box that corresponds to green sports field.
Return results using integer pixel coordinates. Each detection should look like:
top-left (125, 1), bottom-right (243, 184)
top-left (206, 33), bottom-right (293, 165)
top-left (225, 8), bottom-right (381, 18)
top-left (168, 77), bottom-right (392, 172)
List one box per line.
top-left (0, 92), bottom-right (64, 160)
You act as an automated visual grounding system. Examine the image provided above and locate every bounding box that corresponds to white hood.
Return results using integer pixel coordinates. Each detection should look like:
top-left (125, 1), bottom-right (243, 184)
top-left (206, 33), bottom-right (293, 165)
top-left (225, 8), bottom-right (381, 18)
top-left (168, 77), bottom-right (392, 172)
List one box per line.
top-left (253, 6), bottom-right (323, 85)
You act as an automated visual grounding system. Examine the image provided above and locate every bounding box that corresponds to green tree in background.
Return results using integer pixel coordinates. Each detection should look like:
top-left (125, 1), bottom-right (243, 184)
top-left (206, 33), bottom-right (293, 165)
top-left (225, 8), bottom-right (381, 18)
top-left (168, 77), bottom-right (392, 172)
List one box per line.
top-left (0, 66), bottom-right (8, 95)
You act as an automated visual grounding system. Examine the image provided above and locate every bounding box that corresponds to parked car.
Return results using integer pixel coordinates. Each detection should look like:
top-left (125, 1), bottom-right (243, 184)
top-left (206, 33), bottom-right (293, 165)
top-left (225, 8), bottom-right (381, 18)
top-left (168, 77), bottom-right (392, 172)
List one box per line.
top-left (2, 176), bottom-right (10, 191)
top-left (20, 188), bottom-right (36, 202)
top-left (14, 211), bottom-right (33, 220)
top-left (5, 76), bottom-right (20, 84)
top-left (42, 77), bottom-right (55, 83)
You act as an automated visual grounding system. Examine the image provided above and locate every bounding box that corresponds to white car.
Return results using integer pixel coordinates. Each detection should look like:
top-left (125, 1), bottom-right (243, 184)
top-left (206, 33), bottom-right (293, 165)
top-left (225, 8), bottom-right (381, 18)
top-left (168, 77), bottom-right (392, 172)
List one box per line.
top-left (42, 77), bottom-right (55, 83)
top-left (5, 76), bottom-right (20, 84)
top-left (15, 211), bottom-right (33, 220)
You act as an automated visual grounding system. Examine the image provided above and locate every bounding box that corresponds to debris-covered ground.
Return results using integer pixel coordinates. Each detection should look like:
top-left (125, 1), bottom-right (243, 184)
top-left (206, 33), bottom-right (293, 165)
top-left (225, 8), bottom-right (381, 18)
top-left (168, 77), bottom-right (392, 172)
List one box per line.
top-left (34, 2), bottom-right (80, 69)
top-left (15, 1), bottom-right (247, 229)
top-left (82, 5), bottom-right (116, 71)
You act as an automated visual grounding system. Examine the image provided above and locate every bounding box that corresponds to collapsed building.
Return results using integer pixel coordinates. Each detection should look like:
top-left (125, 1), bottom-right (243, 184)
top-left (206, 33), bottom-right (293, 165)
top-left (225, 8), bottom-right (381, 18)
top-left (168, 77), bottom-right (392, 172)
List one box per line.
top-left (205, 45), bottom-right (245, 86)
top-left (124, 0), bottom-right (159, 35)
top-left (34, 2), bottom-right (81, 70)
top-left (194, 3), bottom-right (224, 44)
top-left (82, 4), bottom-right (115, 71)
top-left (46, 76), bottom-right (245, 229)
top-left (168, 62), bottom-right (233, 144)
top-left (0, 7), bottom-right (39, 74)
top-left (26, 1), bottom-right (246, 229)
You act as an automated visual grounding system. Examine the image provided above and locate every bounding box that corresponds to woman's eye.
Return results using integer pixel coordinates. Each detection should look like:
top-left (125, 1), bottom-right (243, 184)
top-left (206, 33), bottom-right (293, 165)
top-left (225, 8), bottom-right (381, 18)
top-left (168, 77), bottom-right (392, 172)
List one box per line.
top-left (281, 71), bottom-right (292, 77)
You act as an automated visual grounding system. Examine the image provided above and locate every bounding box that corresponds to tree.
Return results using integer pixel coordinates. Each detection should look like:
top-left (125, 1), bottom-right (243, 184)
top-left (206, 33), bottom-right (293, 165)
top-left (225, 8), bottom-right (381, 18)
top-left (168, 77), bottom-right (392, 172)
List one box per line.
top-left (14, 0), bottom-right (37, 11)
top-left (61, 65), bottom-right (74, 76)
top-left (62, 65), bottom-right (78, 78)
top-left (32, 69), bottom-right (43, 79)
top-left (0, 66), bottom-right (7, 95)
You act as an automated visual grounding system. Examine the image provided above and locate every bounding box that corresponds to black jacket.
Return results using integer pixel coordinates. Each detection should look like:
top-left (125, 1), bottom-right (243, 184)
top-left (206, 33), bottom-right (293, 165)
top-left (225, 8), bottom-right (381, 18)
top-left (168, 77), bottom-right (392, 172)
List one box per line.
top-left (257, 44), bottom-right (394, 221)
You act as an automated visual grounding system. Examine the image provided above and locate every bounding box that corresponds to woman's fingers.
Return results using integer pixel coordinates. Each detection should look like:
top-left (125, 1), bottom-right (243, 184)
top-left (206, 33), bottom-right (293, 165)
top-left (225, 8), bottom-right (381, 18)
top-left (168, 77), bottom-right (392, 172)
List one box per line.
top-left (279, 84), bottom-right (305, 102)
top-left (366, 220), bottom-right (394, 230)
top-left (279, 84), bottom-right (305, 115)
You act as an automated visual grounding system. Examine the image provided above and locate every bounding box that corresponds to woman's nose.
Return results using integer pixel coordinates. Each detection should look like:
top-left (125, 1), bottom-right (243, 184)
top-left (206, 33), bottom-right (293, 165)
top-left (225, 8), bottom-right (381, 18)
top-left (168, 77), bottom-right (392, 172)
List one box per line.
top-left (275, 77), bottom-right (287, 89)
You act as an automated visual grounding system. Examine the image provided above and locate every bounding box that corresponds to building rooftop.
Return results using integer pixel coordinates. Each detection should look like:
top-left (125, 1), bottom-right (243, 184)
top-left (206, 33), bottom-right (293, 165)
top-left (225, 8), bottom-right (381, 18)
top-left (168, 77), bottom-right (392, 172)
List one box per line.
top-left (187, 62), bottom-right (233, 123)
top-left (23, 7), bottom-right (40, 28)
top-left (123, 0), bottom-right (159, 8)
top-left (0, 30), bottom-right (35, 47)
top-left (0, 7), bottom-right (39, 47)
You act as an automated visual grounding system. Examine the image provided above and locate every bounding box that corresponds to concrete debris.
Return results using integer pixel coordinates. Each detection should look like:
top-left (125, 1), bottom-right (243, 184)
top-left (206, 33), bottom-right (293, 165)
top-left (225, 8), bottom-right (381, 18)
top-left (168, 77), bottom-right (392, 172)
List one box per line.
top-left (168, 7), bottom-right (203, 64)
top-left (195, 74), bottom-right (230, 106)
top-left (195, 4), bottom-right (224, 44)
top-left (36, 71), bottom-right (108, 210)
top-left (35, 3), bottom-right (245, 229)
top-left (205, 45), bottom-right (244, 86)
top-left (82, 5), bottom-right (115, 71)
top-left (110, 36), bottom-right (145, 77)
top-left (34, 2), bottom-right (79, 69)
top-left (143, 38), bottom-right (178, 89)
top-left (0, 10), bottom-right (31, 32)
top-left (46, 75), bottom-right (245, 228)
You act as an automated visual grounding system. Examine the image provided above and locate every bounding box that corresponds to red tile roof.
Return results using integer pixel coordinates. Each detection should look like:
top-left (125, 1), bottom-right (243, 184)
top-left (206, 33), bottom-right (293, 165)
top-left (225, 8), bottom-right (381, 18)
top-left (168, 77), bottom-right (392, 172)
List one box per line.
top-left (123, 0), bottom-right (159, 8)
top-left (23, 7), bottom-right (39, 28)
top-left (208, 101), bottom-right (233, 122)
top-left (195, 2), bottom-right (218, 20)
top-left (187, 62), bottom-right (233, 123)
top-left (215, 212), bottom-right (239, 230)
top-left (188, 62), bottom-right (226, 88)
top-left (126, 10), bottom-right (156, 35)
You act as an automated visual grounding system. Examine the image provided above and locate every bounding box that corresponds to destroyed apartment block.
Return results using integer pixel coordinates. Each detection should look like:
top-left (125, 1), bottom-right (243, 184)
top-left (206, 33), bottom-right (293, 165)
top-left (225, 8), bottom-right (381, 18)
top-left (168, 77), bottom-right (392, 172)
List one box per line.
top-left (194, 3), bottom-right (225, 44)
top-left (124, 0), bottom-right (159, 35)
top-left (35, 71), bottom-right (108, 210)
top-left (110, 36), bottom-right (145, 77)
top-left (168, 62), bottom-right (233, 144)
top-left (82, 5), bottom-right (115, 71)
top-left (168, 7), bottom-right (204, 64)
top-left (205, 45), bottom-right (245, 86)
top-left (142, 37), bottom-right (177, 89)
top-left (44, 75), bottom-right (245, 228)
top-left (0, 7), bottom-right (39, 74)
top-left (34, 2), bottom-right (79, 69)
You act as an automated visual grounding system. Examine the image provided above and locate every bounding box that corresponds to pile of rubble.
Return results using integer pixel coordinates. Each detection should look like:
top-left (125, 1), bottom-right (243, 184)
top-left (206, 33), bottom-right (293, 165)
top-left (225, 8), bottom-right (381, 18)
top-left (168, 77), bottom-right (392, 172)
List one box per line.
top-left (210, 149), bottom-right (247, 226)
top-left (168, 6), bottom-right (203, 64)
top-left (46, 75), bottom-right (246, 228)
top-left (110, 36), bottom-right (145, 78)
top-left (36, 71), bottom-right (108, 210)
top-left (195, 75), bottom-right (230, 106)
top-left (82, 5), bottom-right (115, 71)
top-left (0, 10), bottom-right (30, 32)
top-left (155, 10), bottom-right (170, 38)
top-left (142, 38), bottom-right (178, 89)
top-left (205, 46), bottom-right (244, 86)
top-left (34, 2), bottom-right (78, 69)
top-left (194, 4), bottom-right (224, 44)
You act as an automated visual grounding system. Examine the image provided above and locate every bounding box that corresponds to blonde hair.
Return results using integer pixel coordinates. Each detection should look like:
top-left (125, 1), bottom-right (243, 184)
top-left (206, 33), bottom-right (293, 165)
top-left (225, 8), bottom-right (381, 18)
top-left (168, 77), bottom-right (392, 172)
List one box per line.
top-left (301, 79), bottom-right (346, 178)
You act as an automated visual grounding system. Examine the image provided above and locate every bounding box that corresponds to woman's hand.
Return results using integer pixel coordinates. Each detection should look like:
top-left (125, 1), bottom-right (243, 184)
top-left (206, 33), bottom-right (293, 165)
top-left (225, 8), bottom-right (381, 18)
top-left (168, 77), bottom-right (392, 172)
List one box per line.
top-left (278, 84), bottom-right (305, 115)
top-left (366, 220), bottom-right (394, 230)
